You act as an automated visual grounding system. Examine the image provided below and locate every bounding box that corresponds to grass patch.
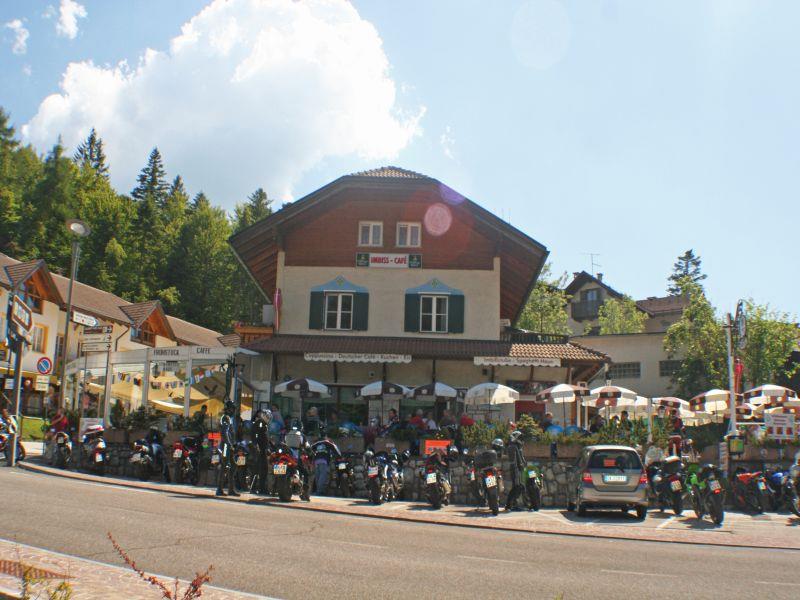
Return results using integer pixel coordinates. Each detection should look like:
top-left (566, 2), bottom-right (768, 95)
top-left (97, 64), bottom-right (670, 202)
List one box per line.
top-left (20, 417), bottom-right (46, 442)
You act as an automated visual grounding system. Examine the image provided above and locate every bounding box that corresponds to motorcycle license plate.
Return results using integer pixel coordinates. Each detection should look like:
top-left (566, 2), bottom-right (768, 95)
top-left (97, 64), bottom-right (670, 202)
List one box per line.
top-left (485, 475), bottom-right (497, 488)
top-left (173, 449), bottom-right (182, 458)
top-left (670, 480), bottom-right (682, 492)
top-left (236, 456), bottom-right (246, 466)
top-left (211, 455), bottom-right (220, 465)
top-left (273, 463), bottom-right (287, 475)
top-left (368, 466), bottom-right (380, 477)
top-left (757, 481), bottom-right (767, 491)
top-left (57, 439), bottom-right (66, 445)
top-left (426, 473), bottom-right (437, 484)
top-left (338, 463), bottom-right (347, 471)
top-left (528, 470), bottom-right (538, 479)
top-left (603, 474), bottom-right (627, 483)
top-left (709, 479), bottom-right (721, 492)
top-left (94, 454), bottom-right (103, 463)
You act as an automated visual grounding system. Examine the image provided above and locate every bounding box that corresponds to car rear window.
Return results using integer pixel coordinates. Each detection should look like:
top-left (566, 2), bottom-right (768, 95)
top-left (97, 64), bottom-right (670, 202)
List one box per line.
top-left (588, 450), bottom-right (642, 471)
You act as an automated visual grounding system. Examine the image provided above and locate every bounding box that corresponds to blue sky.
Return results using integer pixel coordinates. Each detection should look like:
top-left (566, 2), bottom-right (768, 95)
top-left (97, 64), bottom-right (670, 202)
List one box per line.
top-left (1, 1), bottom-right (798, 315)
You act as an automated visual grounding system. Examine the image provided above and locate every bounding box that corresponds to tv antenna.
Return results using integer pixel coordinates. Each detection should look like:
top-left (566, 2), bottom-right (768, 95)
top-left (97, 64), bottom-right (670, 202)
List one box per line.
top-left (582, 253), bottom-right (602, 277)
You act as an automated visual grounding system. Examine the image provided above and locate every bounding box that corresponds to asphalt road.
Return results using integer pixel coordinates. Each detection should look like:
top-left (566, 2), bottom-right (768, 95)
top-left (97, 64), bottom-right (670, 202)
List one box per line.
top-left (1, 468), bottom-right (799, 600)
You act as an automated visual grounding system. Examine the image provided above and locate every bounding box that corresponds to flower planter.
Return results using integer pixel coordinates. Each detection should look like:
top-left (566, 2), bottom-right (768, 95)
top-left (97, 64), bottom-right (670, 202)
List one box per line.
top-left (523, 442), bottom-right (552, 459)
top-left (555, 444), bottom-right (582, 460)
top-left (332, 437), bottom-right (364, 454)
top-left (375, 438), bottom-right (410, 454)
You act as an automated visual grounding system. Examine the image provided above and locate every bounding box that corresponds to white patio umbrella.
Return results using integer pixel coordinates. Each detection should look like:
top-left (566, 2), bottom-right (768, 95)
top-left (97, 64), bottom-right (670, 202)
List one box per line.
top-left (535, 384), bottom-right (590, 427)
top-left (744, 384), bottom-right (798, 407)
top-left (689, 389), bottom-right (741, 416)
top-left (359, 381), bottom-right (409, 399)
top-left (586, 385), bottom-right (639, 407)
top-left (464, 383), bottom-right (519, 406)
top-left (274, 378), bottom-right (331, 398)
top-left (410, 382), bottom-right (458, 400)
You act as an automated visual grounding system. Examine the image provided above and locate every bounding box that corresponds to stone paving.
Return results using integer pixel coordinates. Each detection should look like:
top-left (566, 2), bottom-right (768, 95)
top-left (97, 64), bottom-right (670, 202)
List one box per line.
top-left (0, 538), bottom-right (262, 600)
top-left (18, 461), bottom-right (800, 551)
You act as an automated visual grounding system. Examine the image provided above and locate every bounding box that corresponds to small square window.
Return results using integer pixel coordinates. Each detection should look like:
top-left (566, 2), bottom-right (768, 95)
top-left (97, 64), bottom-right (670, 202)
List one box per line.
top-left (607, 362), bottom-right (641, 379)
top-left (420, 295), bottom-right (448, 333)
top-left (397, 222), bottom-right (421, 248)
top-left (358, 222), bottom-right (382, 246)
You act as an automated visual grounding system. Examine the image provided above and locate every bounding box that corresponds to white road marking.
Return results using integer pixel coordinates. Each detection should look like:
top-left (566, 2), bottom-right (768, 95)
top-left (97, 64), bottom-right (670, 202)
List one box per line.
top-left (324, 540), bottom-right (387, 549)
top-left (535, 511), bottom-right (572, 525)
top-left (601, 569), bottom-right (676, 578)
top-left (457, 555), bottom-right (528, 566)
top-left (657, 517), bottom-right (675, 529)
top-left (754, 581), bottom-right (800, 587)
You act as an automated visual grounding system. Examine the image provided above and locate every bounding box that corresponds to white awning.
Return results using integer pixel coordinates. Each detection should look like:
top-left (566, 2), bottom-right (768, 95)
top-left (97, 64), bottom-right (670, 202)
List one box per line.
top-left (304, 352), bottom-right (411, 364)
top-left (473, 356), bottom-right (560, 368)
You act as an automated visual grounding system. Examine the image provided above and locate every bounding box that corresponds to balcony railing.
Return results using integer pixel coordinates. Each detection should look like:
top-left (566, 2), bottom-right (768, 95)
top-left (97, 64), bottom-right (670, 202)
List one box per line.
top-left (571, 300), bottom-right (601, 321)
top-left (500, 331), bottom-right (570, 344)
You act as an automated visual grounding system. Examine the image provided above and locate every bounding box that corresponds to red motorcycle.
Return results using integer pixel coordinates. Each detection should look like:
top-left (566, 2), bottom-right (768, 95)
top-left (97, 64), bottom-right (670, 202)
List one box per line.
top-left (270, 442), bottom-right (312, 502)
top-left (731, 469), bottom-right (767, 514)
top-left (172, 436), bottom-right (201, 485)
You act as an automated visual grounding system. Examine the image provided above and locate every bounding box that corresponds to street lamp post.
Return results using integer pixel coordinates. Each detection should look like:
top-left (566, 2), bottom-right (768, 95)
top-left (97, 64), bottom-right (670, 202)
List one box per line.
top-left (58, 219), bottom-right (90, 410)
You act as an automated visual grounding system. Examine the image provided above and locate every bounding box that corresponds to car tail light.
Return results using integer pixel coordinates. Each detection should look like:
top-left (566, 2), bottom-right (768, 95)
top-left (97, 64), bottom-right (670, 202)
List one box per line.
top-left (639, 471), bottom-right (648, 485)
top-left (582, 471), bottom-right (593, 484)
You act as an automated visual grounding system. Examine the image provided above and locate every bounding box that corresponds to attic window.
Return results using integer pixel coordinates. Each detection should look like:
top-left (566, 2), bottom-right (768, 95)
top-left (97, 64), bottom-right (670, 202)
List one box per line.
top-left (131, 323), bottom-right (156, 347)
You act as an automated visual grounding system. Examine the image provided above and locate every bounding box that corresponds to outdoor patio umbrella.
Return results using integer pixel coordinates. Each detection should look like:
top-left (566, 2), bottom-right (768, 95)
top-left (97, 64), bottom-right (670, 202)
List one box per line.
top-left (652, 397), bottom-right (690, 411)
top-left (464, 383), bottom-right (519, 406)
top-left (359, 381), bottom-right (409, 424)
top-left (743, 384), bottom-right (798, 407)
top-left (410, 382), bottom-right (458, 400)
top-left (586, 385), bottom-right (638, 407)
top-left (274, 378), bottom-right (331, 398)
top-left (689, 389), bottom-right (741, 417)
top-left (535, 384), bottom-right (590, 428)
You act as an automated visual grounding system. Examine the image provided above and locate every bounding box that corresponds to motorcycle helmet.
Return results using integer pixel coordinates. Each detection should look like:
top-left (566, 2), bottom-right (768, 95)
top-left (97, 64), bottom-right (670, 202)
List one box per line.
top-left (223, 400), bottom-right (236, 415)
top-left (448, 446), bottom-right (460, 459)
top-left (509, 430), bottom-right (523, 444)
top-left (401, 450), bottom-right (411, 462)
top-left (491, 438), bottom-right (504, 453)
top-left (290, 418), bottom-right (303, 432)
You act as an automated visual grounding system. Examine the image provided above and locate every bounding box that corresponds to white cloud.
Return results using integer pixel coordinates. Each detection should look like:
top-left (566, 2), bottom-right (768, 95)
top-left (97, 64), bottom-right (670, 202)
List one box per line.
top-left (4, 19), bottom-right (29, 55)
top-left (22, 64), bottom-right (32, 76)
top-left (23, 0), bottom-right (423, 204)
top-left (440, 126), bottom-right (456, 160)
top-left (55, 0), bottom-right (87, 40)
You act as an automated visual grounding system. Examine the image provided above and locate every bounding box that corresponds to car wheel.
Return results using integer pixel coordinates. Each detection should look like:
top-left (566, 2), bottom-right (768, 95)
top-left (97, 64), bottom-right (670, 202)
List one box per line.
top-left (577, 501), bottom-right (587, 517)
top-left (635, 506), bottom-right (647, 520)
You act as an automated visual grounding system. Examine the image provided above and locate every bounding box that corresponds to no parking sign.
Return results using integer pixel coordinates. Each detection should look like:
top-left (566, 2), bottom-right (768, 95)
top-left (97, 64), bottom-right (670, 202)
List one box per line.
top-left (36, 356), bottom-right (52, 375)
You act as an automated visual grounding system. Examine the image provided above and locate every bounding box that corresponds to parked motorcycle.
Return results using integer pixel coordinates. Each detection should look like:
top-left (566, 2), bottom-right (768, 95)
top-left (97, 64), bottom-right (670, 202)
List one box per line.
top-left (463, 449), bottom-right (485, 507)
top-left (80, 424), bottom-right (107, 476)
top-left (473, 447), bottom-right (503, 515)
top-left (172, 435), bottom-right (201, 485)
top-left (334, 454), bottom-right (355, 498)
top-left (130, 437), bottom-right (167, 482)
top-left (764, 467), bottom-right (800, 517)
top-left (688, 463), bottom-right (725, 525)
top-left (421, 448), bottom-right (457, 510)
top-left (0, 416), bottom-right (25, 464)
top-left (52, 430), bottom-right (73, 469)
top-left (731, 468), bottom-right (767, 514)
top-left (270, 442), bottom-right (311, 502)
top-left (233, 440), bottom-right (253, 492)
top-left (523, 461), bottom-right (543, 511)
top-left (387, 449), bottom-right (410, 501)
top-left (647, 455), bottom-right (685, 515)
top-left (364, 449), bottom-right (390, 504)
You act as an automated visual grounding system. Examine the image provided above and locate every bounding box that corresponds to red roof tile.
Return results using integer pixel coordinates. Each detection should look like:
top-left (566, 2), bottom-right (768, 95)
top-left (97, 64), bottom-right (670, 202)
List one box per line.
top-left (350, 166), bottom-right (431, 179)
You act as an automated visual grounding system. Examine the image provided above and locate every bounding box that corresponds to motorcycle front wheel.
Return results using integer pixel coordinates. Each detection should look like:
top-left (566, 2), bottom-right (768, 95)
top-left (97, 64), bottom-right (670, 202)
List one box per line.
top-left (486, 485), bottom-right (499, 516)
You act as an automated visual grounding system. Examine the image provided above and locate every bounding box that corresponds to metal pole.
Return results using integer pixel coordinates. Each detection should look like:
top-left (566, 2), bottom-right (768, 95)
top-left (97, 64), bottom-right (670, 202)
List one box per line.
top-left (725, 313), bottom-right (737, 435)
top-left (9, 332), bottom-right (25, 467)
top-left (58, 240), bottom-right (80, 407)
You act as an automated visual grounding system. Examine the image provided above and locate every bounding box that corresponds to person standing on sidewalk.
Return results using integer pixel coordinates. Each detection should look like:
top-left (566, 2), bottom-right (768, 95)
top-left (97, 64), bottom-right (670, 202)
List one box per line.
top-left (252, 409), bottom-right (273, 495)
top-left (216, 401), bottom-right (239, 497)
top-left (504, 430), bottom-right (526, 511)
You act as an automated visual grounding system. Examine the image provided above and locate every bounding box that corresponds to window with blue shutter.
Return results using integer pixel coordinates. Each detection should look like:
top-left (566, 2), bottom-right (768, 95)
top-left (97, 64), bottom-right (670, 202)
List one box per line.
top-left (309, 277), bottom-right (368, 331)
top-left (405, 279), bottom-right (464, 334)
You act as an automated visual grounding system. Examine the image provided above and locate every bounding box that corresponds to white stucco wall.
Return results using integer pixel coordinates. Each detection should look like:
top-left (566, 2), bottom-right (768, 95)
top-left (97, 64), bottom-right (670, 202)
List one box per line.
top-left (276, 252), bottom-right (502, 340)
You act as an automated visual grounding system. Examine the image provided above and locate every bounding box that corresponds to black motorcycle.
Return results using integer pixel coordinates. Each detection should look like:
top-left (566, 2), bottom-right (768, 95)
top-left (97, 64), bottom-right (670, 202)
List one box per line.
top-left (421, 451), bottom-right (456, 510)
top-left (334, 455), bottom-right (355, 498)
top-left (463, 449), bottom-right (486, 507)
top-left (172, 436), bottom-right (201, 485)
top-left (364, 449), bottom-right (391, 505)
top-left (473, 448), bottom-right (502, 515)
top-left (233, 440), bottom-right (253, 492)
top-left (131, 438), bottom-right (168, 482)
top-left (647, 455), bottom-right (685, 515)
top-left (52, 431), bottom-right (73, 469)
top-left (689, 463), bottom-right (725, 525)
top-left (764, 467), bottom-right (800, 517)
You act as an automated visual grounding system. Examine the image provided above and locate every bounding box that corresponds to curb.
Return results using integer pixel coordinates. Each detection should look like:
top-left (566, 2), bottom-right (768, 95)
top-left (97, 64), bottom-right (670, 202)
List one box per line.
top-left (16, 461), bottom-right (800, 552)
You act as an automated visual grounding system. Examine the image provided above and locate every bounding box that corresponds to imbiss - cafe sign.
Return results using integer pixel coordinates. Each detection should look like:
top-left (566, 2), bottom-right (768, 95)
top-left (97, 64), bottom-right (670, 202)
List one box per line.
top-left (356, 253), bottom-right (421, 269)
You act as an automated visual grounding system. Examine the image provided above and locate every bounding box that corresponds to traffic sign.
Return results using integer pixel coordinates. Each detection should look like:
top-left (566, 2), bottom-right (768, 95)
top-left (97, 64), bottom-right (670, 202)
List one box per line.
top-left (10, 296), bottom-right (32, 333)
top-left (82, 342), bottom-right (112, 353)
top-left (72, 311), bottom-right (98, 327)
top-left (34, 375), bottom-right (49, 392)
top-left (734, 300), bottom-right (747, 350)
top-left (84, 326), bottom-right (113, 335)
top-left (36, 356), bottom-right (52, 375)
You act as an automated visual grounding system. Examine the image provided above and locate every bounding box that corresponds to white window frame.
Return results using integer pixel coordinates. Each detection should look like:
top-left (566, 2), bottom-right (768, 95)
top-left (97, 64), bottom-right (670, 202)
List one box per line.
top-left (31, 324), bottom-right (46, 354)
top-left (420, 295), bottom-right (448, 333)
top-left (396, 222), bottom-right (421, 248)
top-left (358, 221), bottom-right (383, 247)
top-left (324, 293), bottom-right (353, 331)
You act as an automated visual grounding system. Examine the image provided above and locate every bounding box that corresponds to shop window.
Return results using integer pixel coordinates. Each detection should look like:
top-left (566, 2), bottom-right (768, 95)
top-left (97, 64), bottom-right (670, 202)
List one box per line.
top-left (54, 334), bottom-right (65, 371)
top-left (608, 362), bottom-right (641, 379)
top-left (31, 324), bottom-right (47, 354)
top-left (324, 293), bottom-right (353, 331)
top-left (420, 295), bottom-right (448, 333)
top-left (358, 221), bottom-right (383, 247)
top-left (131, 324), bottom-right (156, 347)
top-left (396, 222), bottom-right (421, 248)
top-left (659, 360), bottom-right (682, 377)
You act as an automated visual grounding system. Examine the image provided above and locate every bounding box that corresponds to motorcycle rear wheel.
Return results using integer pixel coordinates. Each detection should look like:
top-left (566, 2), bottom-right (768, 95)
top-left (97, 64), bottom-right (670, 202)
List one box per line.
top-left (369, 479), bottom-right (383, 505)
top-left (276, 476), bottom-right (292, 502)
top-left (174, 463), bottom-right (184, 485)
top-left (526, 481), bottom-right (541, 511)
top-left (428, 485), bottom-right (441, 510)
top-left (709, 494), bottom-right (725, 525)
top-left (672, 491), bottom-right (683, 516)
top-left (787, 487), bottom-right (800, 518)
top-left (138, 462), bottom-right (151, 482)
top-left (691, 489), bottom-right (704, 519)
top-left (487, 486), bottom-right (499, 516)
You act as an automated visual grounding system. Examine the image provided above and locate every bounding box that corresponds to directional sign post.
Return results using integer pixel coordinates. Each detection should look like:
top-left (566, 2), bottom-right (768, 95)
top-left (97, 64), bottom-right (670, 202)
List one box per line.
top-left (72, 311), bottom-right (98, 327)
top-left (10, 296), bottom-right (32, 334)
top-left (81, 326), bottom-right (112, 353)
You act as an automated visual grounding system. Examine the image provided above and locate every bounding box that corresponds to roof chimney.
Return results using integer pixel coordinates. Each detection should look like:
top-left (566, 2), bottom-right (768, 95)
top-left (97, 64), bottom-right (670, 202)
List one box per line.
top-left (597, 273), bottom-right (603, 282)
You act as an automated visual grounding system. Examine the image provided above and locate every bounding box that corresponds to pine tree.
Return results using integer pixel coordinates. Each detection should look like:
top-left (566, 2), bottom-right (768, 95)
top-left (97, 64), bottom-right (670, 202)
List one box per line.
top-left (0, 109), bottom-right (21, 253)
top-left (131, 147), bottom-right (169, 205)
top-left (668, 249), bottom-right (707, 295)
top-left (73, 128), bottom-right (109, 177)
top-left (230, 188), bottom-right (274, 322)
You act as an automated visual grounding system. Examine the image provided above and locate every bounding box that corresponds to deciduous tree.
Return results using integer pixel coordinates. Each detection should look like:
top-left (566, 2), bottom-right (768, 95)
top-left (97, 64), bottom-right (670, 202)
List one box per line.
top-left (597, 296), bottom-right (647, 335)
top-left (516, 264), bottom-right (571, 334)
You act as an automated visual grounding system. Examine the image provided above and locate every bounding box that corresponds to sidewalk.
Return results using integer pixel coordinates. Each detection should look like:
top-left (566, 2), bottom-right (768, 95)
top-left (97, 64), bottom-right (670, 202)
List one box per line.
top-left (18, 461), bottom-right (800, 551)
top-left (0, 538), bottom-right (264, 600)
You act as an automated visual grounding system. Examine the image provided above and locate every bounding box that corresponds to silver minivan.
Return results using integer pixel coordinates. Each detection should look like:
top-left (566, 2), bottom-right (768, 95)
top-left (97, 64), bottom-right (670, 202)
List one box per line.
top-left (566, 445), bottom-right (648, 520)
